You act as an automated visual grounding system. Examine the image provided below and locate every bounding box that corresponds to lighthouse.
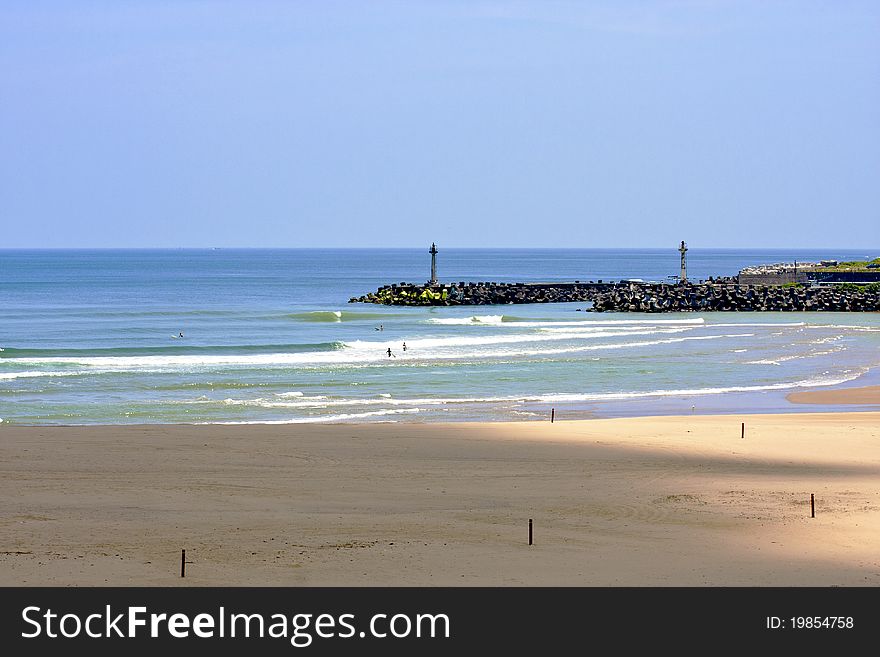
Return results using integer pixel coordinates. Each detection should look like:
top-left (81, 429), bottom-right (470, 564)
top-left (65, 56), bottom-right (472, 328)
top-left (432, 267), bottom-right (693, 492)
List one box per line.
top-left (679, 241), bottom-right (688, 284)
top-left (429, 242), bottom-right (438, 286)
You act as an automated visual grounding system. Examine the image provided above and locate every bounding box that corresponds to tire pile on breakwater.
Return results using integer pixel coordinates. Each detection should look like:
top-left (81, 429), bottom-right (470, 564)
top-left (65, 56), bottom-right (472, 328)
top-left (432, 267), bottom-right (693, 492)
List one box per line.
top-left (590, 283), bottom-right (880, 313)
top-left (349, 281), bottom-right (613, 306)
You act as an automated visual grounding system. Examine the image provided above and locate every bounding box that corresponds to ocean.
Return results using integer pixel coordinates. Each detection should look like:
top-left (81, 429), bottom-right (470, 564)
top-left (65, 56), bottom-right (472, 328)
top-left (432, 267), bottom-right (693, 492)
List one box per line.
top-left (2, 248), bottom-right (879, 425)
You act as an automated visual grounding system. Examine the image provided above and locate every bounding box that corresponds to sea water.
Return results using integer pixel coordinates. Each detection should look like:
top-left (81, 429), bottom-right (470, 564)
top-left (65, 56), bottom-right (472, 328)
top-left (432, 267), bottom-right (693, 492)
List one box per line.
top-left (2, 248), bottom-right (879, 424)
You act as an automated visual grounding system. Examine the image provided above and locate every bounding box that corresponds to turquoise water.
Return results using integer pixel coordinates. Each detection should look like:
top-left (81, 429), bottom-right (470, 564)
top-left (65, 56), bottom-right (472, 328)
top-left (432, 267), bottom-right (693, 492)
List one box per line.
top-left (2, 248), bottom-right (879, 425)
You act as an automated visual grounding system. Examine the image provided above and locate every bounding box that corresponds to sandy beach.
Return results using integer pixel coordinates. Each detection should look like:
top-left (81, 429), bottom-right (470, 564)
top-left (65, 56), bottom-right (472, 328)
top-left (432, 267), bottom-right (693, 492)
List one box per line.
top-left (2, 412), bottom-right (879, 586)
top-left (787, 385), bottom-right (880, 406)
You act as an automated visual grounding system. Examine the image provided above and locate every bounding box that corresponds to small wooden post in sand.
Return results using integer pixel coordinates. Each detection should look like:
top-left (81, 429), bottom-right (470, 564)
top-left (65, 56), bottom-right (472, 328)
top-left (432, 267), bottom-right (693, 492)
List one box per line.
top-left (741, 422), bottom-right (744, 439)
top-left (181, 549), bottom-right (186, 578)
top-left (811, 494), bottom-right (815, 518)
top-left (529, 518), bottom-right (533, 545)
top-left (551, 408), bottom-right (555, 423)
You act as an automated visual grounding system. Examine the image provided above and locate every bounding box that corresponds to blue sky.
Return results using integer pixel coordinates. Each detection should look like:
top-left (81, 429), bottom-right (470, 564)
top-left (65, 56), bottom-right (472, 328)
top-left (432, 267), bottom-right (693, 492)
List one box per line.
top-left (2, 1), bottom-right (878, 248)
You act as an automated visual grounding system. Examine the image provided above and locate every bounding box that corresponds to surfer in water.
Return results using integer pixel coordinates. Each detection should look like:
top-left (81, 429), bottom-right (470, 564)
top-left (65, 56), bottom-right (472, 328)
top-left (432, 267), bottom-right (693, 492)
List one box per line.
top-left (387, 347), bottom-right (394, 358)
top-left (402, 342), bottom-right (407, 352)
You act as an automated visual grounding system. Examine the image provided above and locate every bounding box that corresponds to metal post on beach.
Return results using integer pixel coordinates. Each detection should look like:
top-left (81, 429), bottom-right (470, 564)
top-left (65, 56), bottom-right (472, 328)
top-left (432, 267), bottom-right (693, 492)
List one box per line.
top-left (811, 494), bottom-right (815, 518)
top-left (181, 549), bottom-right (186, 578)
top-left (551, 408), bottom-right (555, 423)
top-left (741, 422), bottom-right (744, 439)
top-left (529, 518), bottom-right (533, 545)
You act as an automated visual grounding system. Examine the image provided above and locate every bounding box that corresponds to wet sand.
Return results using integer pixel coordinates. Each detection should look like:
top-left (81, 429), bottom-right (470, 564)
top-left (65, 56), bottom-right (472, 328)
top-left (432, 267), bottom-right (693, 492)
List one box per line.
top-left (787, 385), bottom-right (880, 405)
top-left (2, 413), bottom-right (879, 586)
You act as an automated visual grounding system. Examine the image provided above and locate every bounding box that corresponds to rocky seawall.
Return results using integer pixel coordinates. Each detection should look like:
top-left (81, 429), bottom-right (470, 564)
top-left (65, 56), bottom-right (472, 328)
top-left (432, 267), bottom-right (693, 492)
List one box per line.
top-left (351, 280), bottom-right (880, 311)
top-left (349, 281), bottom-right (614, 306)
top-left (590, 283), bottom-right (880, 312)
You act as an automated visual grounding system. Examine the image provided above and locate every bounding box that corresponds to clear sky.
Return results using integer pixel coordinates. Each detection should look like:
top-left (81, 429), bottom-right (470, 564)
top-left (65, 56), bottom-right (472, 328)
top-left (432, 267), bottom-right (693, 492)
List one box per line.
top-left (2, 1), bottom-right (878, 248)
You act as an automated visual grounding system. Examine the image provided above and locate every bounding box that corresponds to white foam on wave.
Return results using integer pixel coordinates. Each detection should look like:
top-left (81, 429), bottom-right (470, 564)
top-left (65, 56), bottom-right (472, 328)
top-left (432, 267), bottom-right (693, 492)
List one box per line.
top-left (811, 335), bottom-right (842, 345)
top-left (532, 371), bottom-right (867, 402)
top-left (207, 407), bottom-right (422, 424)
top-left (190, 369), bottom-right (867, 418)
top-left (427, 315), bottom-right (505, 325)
top-left (275, 392), bottom-right (327, 400)
top-left (427, 317), bottom-right (706, 327)
top-left (530, 333), bottom-right (754, 356)
top-left (708, 322), bottom-right (806, 328)
top-left (536, 325), bottom-right (688, 334)
top-left (346, 332), bottom-right (751, 363)
top-left (0, 371), bottom-right (85, 380)
top-left (805, 324), bottom-right (880, 331)
top-left (743, 346), bottom-right (846, 366)
top-left (350, 327), bottom-right (693, 350)
top-left (2, 328), bottom-right (697, 369)
top-left (196, 395), bottom-right (512, 410)
top-left (1, 331), bottom-right (753, 372)
top-left (512, 318), bottom-right (706, 327)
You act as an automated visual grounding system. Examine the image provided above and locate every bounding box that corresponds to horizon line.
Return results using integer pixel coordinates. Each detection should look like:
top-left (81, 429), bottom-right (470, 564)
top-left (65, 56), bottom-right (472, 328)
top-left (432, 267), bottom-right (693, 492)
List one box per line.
top-left (2, 246), bottom-right (879, 251)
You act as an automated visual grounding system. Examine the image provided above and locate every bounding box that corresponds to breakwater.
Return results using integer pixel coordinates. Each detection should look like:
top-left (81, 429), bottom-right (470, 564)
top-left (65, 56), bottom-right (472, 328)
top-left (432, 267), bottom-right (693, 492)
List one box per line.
top-left (349, 281), bottom-right (614, 305)
top-left (351, 280), bottom-right (880, 311)
top-left (590, 282), bottom-right (880, 312)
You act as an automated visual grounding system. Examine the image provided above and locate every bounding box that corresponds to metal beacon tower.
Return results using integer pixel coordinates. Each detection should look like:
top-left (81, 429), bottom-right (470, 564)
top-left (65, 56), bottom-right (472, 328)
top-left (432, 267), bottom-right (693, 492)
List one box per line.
top-left (679, 241), bottom-right (688, 284)
top-left (429, 242), bottom-right (438, 285)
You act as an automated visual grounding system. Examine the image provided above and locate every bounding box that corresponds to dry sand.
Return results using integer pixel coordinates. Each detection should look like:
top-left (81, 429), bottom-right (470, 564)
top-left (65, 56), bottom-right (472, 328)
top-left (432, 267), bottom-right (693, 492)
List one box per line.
top-left (1, 413), bottom-right (879, 586)
top-left (787, 385), bottom-right (880, 405)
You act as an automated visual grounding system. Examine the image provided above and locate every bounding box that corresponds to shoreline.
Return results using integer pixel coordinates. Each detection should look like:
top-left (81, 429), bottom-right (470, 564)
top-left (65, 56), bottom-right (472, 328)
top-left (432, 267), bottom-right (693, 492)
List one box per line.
top-left (3, 401), bottom-right (879, 428)
top-left (2, 411), bottom-right (879, 586)
top-left (5, 381), bottom-right (880, 428)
